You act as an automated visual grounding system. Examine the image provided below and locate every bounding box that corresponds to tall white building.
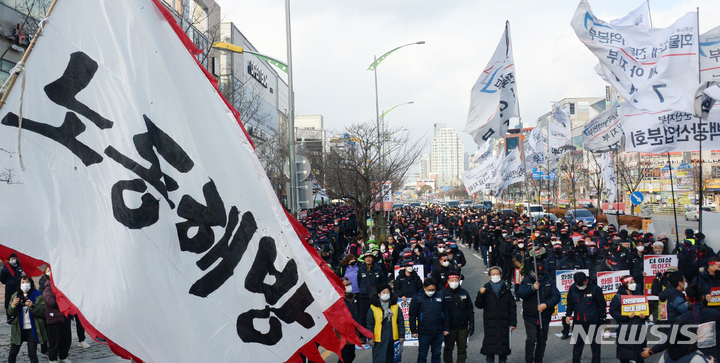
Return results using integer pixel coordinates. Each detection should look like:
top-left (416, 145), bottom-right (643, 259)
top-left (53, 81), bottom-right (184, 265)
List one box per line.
top-left (419, 154), bottom-right (431, 179)
top-left (430, 123), bottom-right (464, 188)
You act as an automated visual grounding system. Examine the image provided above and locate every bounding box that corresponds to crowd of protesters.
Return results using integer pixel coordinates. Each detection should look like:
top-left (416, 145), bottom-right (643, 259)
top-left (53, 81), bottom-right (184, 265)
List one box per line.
top-left (301, 203), bottom-right (720, 363)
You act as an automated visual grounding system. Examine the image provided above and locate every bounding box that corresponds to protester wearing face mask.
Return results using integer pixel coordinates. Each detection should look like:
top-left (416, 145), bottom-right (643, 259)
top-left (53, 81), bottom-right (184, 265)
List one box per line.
top-left (432, 254), bottom-right (452, 291)
top-left (339, 277), bottom-right (363, 363)
top-left (630, 243), bottom-right (647, 296)
top-left (693, 259), bottom-right (720, 313)
top-left (565, 271), bottom-right (605, 362)
top-left (1, 253), bottom-right (24, 324)
top-left (476, 266), bottom-right (517, 363)
top-left (584, 241), bottom-right (602, 278)
top-left (8, 275), bottom-right (46, 363)
top-left (517, 262), bottom-right (560, 363)
top-left (544, 244), bottom-right (564, 278)
top-left (341, 254), bottom-right (361, 294)
top-left (609, 276), bottom-right (648, 363)
top-left (357, 252), bottom-right (385, 328)
top-left (410, 278), bottom-right (448, 363)
top-left (366, 284), bottom-right (404, 363)
top-left (441, 272), bottom-right (474, 363)
top-left (394, 261), bottom-right (422, 303)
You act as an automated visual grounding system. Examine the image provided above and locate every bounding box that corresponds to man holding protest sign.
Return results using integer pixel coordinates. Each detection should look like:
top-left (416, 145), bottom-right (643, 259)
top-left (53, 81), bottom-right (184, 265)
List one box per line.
top-left (565, 271), bottom-right (605, 363)
top-left (694, 259), bottom-right (720, 313)
top-left (610, 276), bottom-right (648, 363)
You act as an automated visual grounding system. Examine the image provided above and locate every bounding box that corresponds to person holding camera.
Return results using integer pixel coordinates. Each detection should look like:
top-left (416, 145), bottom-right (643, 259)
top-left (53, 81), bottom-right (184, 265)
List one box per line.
top-left (8, 275), bottom-right (46, 363)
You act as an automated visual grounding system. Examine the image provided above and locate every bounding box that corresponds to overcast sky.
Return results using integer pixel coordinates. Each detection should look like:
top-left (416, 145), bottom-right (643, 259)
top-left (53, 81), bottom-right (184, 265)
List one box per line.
top-left (215, 0), bottom-right (720, 160)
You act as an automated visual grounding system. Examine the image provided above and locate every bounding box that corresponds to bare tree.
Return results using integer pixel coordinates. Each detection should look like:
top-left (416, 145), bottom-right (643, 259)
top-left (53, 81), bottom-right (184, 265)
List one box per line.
top-left (558, 150), bottom-right (587, 210)
top-left (0, 0), bottom-right (53, 67)
top-left (688, 161), bottom-right (714, 205)
top-left (587, 152), bottom-right (605, 213)
top-left (323, 121), bottom-right (424, 239)
top-left (616, 152), bottom-right (653, 214)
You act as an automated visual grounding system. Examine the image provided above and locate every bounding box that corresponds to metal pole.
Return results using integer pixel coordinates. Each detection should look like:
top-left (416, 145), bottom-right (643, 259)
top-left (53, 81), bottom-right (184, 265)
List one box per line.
top-left (531, 241), bottom-right (542, 327)
top-left (697, 7), bottom-right (703, 234)
top-left (666, 153), bottom-right (680, 246)
top-left (285, 0), bottom-right (298, 214)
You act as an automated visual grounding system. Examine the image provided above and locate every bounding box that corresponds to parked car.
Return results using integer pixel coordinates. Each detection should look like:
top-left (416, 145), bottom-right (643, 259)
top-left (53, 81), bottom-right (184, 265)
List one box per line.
top-left (498, 208), bottom-right (516, 216)
top-left (533, 213), bottom-right (558, 223)
top-left (447, 200), bottom-right (460, 207)
top-left (685, 206), bottom-right (714, 221)
top-left (564, 208), bottom-right (596, 227)
top-left (522, 204), bottom-right (545, 217)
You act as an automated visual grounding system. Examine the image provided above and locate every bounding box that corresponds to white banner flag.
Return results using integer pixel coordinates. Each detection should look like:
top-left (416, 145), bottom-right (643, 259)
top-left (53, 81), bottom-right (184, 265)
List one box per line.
top-left (0, 1), bottom-right (357, 362)
top-left (464, 21), bottom-right (518, 146)
top-left (701, 26), bottom-right (720, 83)
top-left (595, 2), bottom-right (651, 84)
top-left (572, 0), bottom-right (699, 113)
top-left (495, 148), bottom-right (525, 196)
top-left (621, 103), bottom-right (720, 153)
top-left (473, 139), bottom-right (495, 163)
top-left (583, 102), bottom-right (623, 152)
top-left (548, 118), bottom-right (573, 161)
top-left (601, 152), bottom-right (618, 204)
top-left (462, 156), bottom-right (497, 195)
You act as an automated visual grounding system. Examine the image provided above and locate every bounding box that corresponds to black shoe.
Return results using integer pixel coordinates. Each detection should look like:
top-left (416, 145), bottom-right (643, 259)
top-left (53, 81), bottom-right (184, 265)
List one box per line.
top-left (560, 333), bottom-right (570, 340)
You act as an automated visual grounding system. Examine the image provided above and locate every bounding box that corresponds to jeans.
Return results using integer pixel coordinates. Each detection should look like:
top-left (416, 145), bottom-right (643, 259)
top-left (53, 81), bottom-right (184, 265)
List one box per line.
top-left (480, 245), bottom-right (489, 266)
top-left (418, 333), bottom-right (444, 363)
top-left (524, 320), bottom-right (550, 363)
top-left (486, 354), bottom-right (507, 363)
top-left (444, 328), bottom-right (469, 363)
top-left (572, 323), bottom-right (601, 363)
top-left (9, 329), bottom-right (38, 363)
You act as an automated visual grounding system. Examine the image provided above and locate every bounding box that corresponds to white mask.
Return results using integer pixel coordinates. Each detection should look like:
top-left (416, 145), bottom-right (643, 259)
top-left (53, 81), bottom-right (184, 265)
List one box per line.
top-left (449, 281), bottom-right (460, 289)
top-left (8, 259), bottom-right (17, 266)
top-left (380, 293), bottom-right (390, 301)
top-left (518, 244), bottom-right (524, 249)
top-left (684, 282), bottom-right (689, 290)
top-left (441, 261), bottom-right (450, 267)
top-left (425, 290), bottom-right (435, 297)
top-left (490, 275), bottom-right (501, 283)
top-left (406, 267), bottom-right (414, 272)
top-left (345, 285), bottom-right (353, 293)
top-left (636, 246), bottom-right (644, 252)
top-left (628, 283), bottom-right (637, 291)
top-left (577, 284), bottom-right (587, 290)
top-left (20, 283), bottom-right (30, 293)
top-left (380, 246), bottom-right (386, 253)
top-left (437, 247), bottom-right (445, 253)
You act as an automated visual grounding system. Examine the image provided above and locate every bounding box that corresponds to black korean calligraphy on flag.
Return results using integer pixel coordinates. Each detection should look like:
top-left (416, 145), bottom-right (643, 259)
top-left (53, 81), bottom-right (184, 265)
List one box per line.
top-left (0, 1), bottom-right (365, 362)
top-left (464, 21), bottom-right (518, 147)
top-left (583, 102), bottom-right (623, 153)
top-left (494, 148), bottom-right (524, 196)
top-left (601, 152), bottom-right (617, 204)
top-left (571, 0), bottom-right (698, 113)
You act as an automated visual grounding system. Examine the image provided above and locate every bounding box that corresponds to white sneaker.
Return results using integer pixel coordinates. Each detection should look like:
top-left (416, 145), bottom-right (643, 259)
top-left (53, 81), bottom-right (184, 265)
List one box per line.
top-left (60, 359), bottom-right (72, 363)
top-left (49, 361), bottom-right (58, 363)
top-left (78, 341), bottom-right (90, 348)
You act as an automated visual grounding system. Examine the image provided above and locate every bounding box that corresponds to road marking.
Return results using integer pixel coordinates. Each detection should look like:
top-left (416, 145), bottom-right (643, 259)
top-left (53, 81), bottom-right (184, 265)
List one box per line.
top-left (321, 349), bottom-right (333, 360)
top-left (473, 253), bottom-right (483, 260)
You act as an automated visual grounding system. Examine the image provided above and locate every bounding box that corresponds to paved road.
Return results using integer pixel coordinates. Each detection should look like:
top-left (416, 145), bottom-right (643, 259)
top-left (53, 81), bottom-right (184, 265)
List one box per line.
top-left (327, 241), bottom-right (663, 363)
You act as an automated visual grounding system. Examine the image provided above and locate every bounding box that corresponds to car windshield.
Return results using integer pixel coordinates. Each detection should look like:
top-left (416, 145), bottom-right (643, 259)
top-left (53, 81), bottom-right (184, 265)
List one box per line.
top-left (529, 206), bottom-right (543, 213)
top-left (574, 210), bottom-right (593, 217)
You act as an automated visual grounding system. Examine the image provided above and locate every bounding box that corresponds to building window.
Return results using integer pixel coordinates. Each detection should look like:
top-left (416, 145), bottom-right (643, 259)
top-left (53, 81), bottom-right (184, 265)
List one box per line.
top-left (713, 165), bottom-right (720, 178)
top-left (569, 103), bottom-right (575, 115)
top-left (0, 60), bottom-right (17, 85)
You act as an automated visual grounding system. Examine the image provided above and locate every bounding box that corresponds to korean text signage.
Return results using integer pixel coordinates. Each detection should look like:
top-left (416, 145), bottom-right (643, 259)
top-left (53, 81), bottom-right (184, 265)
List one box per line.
top-left (598, 270), bottom-right (630, 319)
top-left (643, 255), bottom-right (677, 300)
top-left (552, 270), bottom-right (589, 326)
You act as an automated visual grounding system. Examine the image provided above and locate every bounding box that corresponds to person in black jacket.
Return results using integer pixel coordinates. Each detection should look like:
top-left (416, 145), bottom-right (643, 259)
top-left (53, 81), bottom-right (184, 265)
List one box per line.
top-left (475, 266), bottom-right (517, 363)
top-left (517, 264), bottom-right (560, 363)
top-left (609, 275), bottom-right (648, 363)
top-left (565, 271), bottom-right (606, 363)
top-left (339, 277), bottom-right (362, 363)
top-left (394, 261), bottom-right (422, 302)
top-left (441, 272), bottom-right (474, 363)
top-left (410, 277), bottom-right (448, 363)
top-left (357, 252), bottom-right (385, 328)
top-left (0, 253), bottom-right (23, 323)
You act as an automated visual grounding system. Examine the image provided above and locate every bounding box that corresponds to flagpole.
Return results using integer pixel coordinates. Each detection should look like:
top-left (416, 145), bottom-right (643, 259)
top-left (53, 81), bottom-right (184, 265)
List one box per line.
top-left (697, 7), bottom-right (704, 234)
top-left (647, 0), bottom-right (653, 27)
top-left (667, 153), bottom-right (680, 247)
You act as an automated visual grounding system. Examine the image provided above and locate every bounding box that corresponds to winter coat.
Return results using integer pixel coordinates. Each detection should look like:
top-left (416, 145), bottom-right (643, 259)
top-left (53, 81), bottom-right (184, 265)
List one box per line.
top-left (432, 264), bottom-right (451, 291)
top-left (658, 286), bottom-right (688, 323)
top-left (394, 270), bottom-right (422, 299)
top-left (693, 270), bottom-right (720, 296)
top-left (43, 280), bottom-right (66, 325)
top-left (344, 264), bottom-right (360, 294)
top-left (7, 290), bottom-right (46, 345)
top-left (609, 288), bottom-right (647, 361)
top-left (558, 256), bottom-right (586, 271)
top-left (475, 281), bottom-right (517, 356)
top-left (0, 262), bottom-right (23, 298)
top-left (674, 304), bottom-right (720, 361)
top-left (565, 280), bottom-right (606, 324)
top-left (441, 286), bottom-right (474, 330)
top-left (357, 263), bottom-right (384, 297)
top-left (409, 290), bottom-right (448, 336)
top-left (517, 272), bottom-right (561, 324)
top-left (629, 252), bottom-right (645, 288)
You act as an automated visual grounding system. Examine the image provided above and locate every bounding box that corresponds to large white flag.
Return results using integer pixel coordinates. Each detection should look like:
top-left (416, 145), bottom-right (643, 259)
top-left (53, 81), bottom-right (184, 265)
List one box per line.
top-left (473, 139), bottom-right (495, 163)
top-left (595, 2), bottom-right (651, 83)
top-left (583, 102), bottom-right (623, 152)
top-left (621, 103), bottom-right (720, 153)
top-left (601, 152), bottom-right (618, 204)
top-left (548, 115), bottom-right (573, 161)
top-left (0, 1), bottom-right (358, 362)
top-left (464, 21), bottom-right (518, 146)
top-left (462, 156), bottom-right (497, 195)
top-left (701, 26), bottom-right (720, 83)
top-left (572, 0), bottom-right (699, 113)
top-left (495, 148), bottom-right (525, 196)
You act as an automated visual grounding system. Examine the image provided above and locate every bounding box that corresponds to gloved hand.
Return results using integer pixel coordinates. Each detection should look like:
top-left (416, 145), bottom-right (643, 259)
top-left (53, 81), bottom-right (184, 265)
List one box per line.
top-left (468, 323), bottom-right (475, 337)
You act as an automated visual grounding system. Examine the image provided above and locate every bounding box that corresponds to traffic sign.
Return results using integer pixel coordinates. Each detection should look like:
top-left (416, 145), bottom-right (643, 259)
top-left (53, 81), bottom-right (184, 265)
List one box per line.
top-left (634, 205), bottom-right (642, 214)
top-left (631, 191), bottom-right (644, 205)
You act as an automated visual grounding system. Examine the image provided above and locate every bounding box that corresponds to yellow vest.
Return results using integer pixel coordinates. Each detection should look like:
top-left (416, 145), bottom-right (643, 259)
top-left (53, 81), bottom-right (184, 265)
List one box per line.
top-left (370, 304), bottom-right (399, 342)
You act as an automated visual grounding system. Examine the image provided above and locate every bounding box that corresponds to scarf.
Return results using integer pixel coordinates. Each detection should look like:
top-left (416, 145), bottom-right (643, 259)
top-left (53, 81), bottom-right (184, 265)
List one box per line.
top-left (490, 281), bottom-right (503, 295)
top-left (380, 300), bottom-right (393, 321)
